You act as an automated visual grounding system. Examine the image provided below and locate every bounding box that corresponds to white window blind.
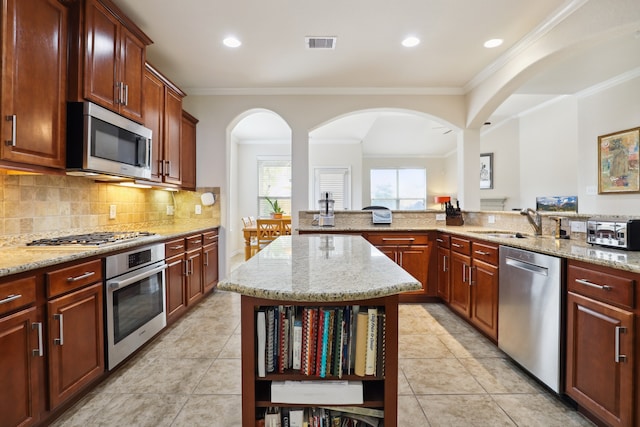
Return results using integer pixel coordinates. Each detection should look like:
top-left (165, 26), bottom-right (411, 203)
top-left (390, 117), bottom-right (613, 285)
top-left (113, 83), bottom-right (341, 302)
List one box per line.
top-left (314, 168), bottom-right (350, 210)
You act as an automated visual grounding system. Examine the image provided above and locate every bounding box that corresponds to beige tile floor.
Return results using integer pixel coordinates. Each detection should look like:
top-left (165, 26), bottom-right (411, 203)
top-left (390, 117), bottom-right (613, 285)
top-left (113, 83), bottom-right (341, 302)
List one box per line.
top-left (51, 259), bottom-right (594, 427)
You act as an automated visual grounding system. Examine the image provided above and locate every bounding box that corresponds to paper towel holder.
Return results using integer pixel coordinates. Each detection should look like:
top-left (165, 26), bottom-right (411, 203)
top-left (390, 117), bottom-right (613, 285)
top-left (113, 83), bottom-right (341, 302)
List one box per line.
top-left (201, 192), bottom-right (216, 206)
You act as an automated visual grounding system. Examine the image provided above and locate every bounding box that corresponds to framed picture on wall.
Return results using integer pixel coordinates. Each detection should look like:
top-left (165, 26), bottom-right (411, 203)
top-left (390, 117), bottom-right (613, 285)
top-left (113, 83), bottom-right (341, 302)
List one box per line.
top-left (598, 127), bottom-right (640, 194)
top-left (480, 153), bottom-right (493, 189)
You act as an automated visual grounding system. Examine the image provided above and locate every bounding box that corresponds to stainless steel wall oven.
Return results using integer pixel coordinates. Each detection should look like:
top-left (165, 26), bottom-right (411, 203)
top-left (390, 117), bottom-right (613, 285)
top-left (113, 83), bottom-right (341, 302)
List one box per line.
top-left (105, 244), bottom-right (166, 370)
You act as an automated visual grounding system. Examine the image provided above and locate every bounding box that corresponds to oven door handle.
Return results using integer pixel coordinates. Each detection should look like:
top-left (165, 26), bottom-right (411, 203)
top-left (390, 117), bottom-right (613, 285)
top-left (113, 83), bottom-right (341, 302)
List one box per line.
top-left (107, 264), bottom-right (167, 290)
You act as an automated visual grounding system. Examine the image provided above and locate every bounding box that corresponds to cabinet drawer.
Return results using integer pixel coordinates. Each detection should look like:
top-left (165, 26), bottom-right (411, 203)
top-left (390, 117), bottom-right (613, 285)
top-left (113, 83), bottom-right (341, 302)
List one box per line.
top-left (186, 234), bottom-right (203, 251)
top-left (165, 238), bottom-right (186, 257)
top-left (47, 259), bottom-right (103, 298)
top-left (567, 262), bottom-right (635, 309)
top-left (436, 234), bottom-right (450, 248)
top-left (472, 241), bottom-right (499, 265)
top-left (450, 237), bottom-right (471, 255)
top-left (203, 230), bottom-right (219, 245)
top-left (0, 276), bottom-right (37, 316)
top-left (366, 233), bottom-right (430, 246)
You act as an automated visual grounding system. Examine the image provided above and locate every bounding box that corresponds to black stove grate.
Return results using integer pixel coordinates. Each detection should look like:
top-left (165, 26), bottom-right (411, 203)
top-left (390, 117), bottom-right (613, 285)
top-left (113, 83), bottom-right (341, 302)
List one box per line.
top-left (27, 231), bottom-right (154, 246)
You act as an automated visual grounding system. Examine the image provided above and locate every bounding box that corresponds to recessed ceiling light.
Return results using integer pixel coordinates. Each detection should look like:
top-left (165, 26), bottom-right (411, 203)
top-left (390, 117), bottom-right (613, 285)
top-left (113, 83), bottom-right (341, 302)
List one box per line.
top-left (223, 37), bottom-right (242, 48)
top-left (402, 36), bottom-right (420, 47)
top-left (483, 38), bottom-right (503, 48)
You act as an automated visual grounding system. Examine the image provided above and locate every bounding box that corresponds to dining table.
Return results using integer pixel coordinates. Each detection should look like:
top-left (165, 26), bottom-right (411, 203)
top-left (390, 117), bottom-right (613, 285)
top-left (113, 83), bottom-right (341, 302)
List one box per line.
top-left (242, 216), bottom-right (291, 260)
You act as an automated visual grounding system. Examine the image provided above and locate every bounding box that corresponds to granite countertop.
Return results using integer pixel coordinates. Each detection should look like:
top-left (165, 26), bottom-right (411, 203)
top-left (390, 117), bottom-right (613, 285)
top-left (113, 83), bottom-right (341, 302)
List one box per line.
top-left (298, 224), bottom-right (640, 274)
top-left (218, 234), bottom-right (422, 302)
top-left (0, 221), bottom-right (219, 278)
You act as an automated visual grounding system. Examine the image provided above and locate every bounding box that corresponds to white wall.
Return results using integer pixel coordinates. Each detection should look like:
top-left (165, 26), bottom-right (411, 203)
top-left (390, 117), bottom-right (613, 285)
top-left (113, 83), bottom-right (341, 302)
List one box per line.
top-left (577, 75), bottom-right (640, 215)
top-left (480, 118), bottom-right (521, 210)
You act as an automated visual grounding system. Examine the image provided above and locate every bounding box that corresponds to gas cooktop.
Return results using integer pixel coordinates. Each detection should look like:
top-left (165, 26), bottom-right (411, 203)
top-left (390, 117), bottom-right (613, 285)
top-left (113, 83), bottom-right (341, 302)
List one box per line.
top-left (26, 231), bottom-right (155, 247)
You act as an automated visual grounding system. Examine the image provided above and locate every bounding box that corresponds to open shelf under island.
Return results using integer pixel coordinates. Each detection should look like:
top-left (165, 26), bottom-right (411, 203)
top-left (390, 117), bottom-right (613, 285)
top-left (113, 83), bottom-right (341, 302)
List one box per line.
top-left (218, 234), bottom-right (421, 427)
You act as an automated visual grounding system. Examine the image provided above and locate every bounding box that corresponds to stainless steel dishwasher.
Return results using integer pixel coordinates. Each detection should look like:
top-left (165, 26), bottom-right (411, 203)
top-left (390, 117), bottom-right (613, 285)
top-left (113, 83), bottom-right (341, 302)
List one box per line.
top-left (498, 245), bottom-right (562, 393)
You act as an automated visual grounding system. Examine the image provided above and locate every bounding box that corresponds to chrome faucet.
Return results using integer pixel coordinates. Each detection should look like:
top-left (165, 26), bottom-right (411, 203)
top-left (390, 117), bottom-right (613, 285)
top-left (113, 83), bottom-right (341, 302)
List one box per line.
top-left (520, 208), bottom-right (542, 236)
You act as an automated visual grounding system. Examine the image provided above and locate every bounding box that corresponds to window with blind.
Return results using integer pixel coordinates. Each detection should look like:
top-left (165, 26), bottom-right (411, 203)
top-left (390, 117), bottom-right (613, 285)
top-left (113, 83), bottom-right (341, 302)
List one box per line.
top-left (258, 158), bottom-right (291, 216)
top-left (370, 168), bottom-right (426, 210)
top-left (314, 168), bottom-right (350, 210)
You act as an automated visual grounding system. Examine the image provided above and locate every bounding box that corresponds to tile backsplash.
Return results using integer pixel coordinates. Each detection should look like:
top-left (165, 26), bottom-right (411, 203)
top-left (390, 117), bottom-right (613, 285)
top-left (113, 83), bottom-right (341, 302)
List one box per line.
top-left (0, 173), bottom-right (220, 245)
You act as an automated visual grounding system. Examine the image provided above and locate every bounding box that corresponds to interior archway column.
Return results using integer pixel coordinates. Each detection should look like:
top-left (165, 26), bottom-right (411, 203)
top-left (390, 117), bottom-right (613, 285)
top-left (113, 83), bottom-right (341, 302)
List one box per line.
top-left (456, 128), bottom-right (481, 212)
top-left (290, 126), bottom-right (309, 230)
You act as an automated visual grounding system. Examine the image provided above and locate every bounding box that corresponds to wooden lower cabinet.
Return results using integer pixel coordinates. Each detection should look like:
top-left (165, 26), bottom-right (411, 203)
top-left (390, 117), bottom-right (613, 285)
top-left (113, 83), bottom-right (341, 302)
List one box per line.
top-left (47, 282), bottom-right (104, 409)
top-left (436, 234), bottom-right (451, 302)
top-left (364, 232), bottom-right (435, 301)
top-left (203, 230), bottom-right (219, 293)
top-left (447, 236), bottom-right (498, 342)
top-left (165, 243), bottom-right (187, 324)
top-left (565, 259), bottom-right (637, 427)
top-left (0, 306), bottom-right (42, 427)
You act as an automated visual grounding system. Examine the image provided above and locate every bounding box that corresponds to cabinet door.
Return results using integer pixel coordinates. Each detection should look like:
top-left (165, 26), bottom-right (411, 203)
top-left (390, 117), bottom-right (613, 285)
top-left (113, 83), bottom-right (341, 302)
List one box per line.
top-left (163, 87), bottom-right (183, 185)
top-left (203, 243), bottom-right (219, 294)
top-left (437, 246), bottom-right (450, 302)
top-left (48, 283), bottom-right (104, 409)
top-left (449, 252), bottom-right (471, 317)
top-left (186, 250), bottom-right (203, 305)
top-left (143, 68), bottom-right (165, 182)
top-left (118, 26), bottom-right (145, 122)
top-left (566, 292), bottom-right (634, 427)
top-left (398, 245), bottom-right (429, 294)
top-left (165, 253), bottom-right (187, 324)
top-left (1, 0), bottom-right (67, 168)
top-left (84, 0), bottom-right (119, 110)
top-left (0, 307), bottom-right (41, 427)
top-left (181, 111), bottom-right (198, 191)
top-left (470, 259), bottom-right (498, 341)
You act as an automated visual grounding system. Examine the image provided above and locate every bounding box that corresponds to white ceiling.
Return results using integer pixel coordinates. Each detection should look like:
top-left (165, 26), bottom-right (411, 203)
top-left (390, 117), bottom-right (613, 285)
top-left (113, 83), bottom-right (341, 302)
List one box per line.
top-left (113, 0), bottom-right (640, 156)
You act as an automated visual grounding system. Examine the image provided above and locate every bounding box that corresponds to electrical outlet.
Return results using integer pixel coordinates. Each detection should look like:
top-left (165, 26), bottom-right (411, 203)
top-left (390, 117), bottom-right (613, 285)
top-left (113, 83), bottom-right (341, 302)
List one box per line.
top-left (166, 205), bottom-right (174, 216)
top-left (109, 205), bottom-right (116, 219)
top-left (195, 205), bottom-right (202, 215)
top-left (435, 213), bottom-right (446, 221)
top-left (488, 215), bottom-right (496, 224)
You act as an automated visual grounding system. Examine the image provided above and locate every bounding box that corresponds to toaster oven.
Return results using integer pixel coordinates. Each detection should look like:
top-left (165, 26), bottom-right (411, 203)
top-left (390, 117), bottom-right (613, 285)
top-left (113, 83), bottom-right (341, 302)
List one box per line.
top-left (586, 219), bottom-right (640, 250)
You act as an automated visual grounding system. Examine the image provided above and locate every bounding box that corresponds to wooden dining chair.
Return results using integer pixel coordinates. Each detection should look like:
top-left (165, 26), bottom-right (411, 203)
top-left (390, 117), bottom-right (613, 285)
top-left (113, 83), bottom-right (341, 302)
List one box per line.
top-left (256, 218), bottom-right (283, 251)
top-left (241, 217), bottom-right (252, 228)
top-left (282, 218), bottom-right (292, 235)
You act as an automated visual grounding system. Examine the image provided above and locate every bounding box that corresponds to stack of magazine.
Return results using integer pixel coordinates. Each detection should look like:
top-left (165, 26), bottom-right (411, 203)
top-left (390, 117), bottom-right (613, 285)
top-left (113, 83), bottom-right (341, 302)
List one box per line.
top-left (257, 406), bottom-right (383, 427)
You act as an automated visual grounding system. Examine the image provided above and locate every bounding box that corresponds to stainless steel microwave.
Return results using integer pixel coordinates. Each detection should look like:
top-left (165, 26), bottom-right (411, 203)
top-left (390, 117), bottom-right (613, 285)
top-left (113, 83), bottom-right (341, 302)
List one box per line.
top-left (66, 102), bottom-right (152, 180)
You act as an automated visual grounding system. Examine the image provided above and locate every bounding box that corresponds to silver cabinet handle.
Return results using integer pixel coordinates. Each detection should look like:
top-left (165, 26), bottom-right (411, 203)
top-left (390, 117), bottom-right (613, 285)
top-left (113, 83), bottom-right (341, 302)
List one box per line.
top-left (468, 265), bottom-right (474, 285)
top-left (170, 245), bottom-right (184, 250)
top-left (191, 240), bottom-right (202, 245)
top-left (5, 114), bottom-right (16, 146)
top-left (204, 251), bottom-right (209, 266)
top-left (381, 237), bottom-right (415, 242)
top-left (575, 278), bottom-right (612, 291)
top-left (67, 271), bottom-right (96, 282)
top-left (54, 314), bottom-right (64, 346)
top-left (124, 84), bottom-right (129, 106)
top-left (452, 243), bottom-right (462, 248)
top-left (474, 250), bottom-right (490, 256)
top-left (165, 160), bottom-right (171, 176)
top-left (0, 294), bottom-right (21, 305)
top-left (436, 238), bottom-right (444, 243)
top-left (32, 322), bottom-right (44, 357)
top-left (443, 255), bottom-right (448, 272)
top-left (462, 264), bottom-right (467, 283)
top-left (206, 235), bottom-right (217, 241)
top-left (615, 326), bottom-right (627, 363)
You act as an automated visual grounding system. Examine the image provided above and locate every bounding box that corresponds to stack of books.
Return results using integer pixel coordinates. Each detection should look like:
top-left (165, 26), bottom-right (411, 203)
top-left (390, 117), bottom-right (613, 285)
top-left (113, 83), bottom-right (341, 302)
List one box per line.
top-left (256, 305), bottom-right (386, 379)
top-left (257, 406), bottom-right (383, 427)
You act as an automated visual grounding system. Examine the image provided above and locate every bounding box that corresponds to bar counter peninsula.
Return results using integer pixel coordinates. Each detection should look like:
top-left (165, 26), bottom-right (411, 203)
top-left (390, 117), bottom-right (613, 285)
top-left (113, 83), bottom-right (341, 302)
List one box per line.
top-left (218, 234), bottom-right (421, 427)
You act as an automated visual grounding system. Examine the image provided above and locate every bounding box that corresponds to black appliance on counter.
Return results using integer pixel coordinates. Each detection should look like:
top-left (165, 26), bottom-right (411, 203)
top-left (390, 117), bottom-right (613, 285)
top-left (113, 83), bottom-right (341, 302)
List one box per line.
top-left (587, 218), bottom-right (640, 250)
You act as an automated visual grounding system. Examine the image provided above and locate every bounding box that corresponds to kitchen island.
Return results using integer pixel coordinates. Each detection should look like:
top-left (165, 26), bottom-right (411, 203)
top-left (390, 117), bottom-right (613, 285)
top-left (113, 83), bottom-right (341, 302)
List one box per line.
top-left (218, 234), bottom-right (421, 427)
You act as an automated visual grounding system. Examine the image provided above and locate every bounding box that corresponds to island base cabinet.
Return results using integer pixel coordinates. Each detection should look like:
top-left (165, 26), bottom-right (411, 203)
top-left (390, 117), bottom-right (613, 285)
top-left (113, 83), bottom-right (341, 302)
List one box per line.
top-left (47, 283), bottom-right (104, 409)
top-left (565, 291), bottom-right (634, 427)
top-left (240, 295), bottom-right (399, 427)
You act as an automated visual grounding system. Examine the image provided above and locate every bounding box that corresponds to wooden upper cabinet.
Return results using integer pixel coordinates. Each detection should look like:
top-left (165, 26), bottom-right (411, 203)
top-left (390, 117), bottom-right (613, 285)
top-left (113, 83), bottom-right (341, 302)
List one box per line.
top-left (70, 0), bottom-right (152, 123)
top-left (181, 110), bottom-right (199, 191)
top-left (0, 0), bottom-right (68, 169)
top-left (143, 63), bottom-right (185, 186)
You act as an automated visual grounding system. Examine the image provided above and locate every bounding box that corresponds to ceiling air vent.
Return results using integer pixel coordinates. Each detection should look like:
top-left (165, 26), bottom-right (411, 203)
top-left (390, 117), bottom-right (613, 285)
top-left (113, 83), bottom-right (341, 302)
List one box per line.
top-left (305, 36), bottom-right (337, 50)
